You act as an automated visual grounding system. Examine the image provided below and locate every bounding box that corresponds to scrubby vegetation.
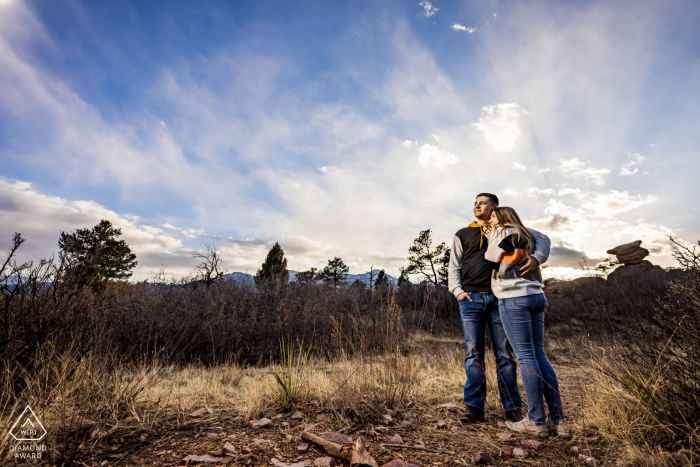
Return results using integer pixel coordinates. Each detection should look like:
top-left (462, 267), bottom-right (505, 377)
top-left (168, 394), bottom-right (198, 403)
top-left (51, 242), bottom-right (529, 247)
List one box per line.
top-left (1, 232), bottom-right (698, 466)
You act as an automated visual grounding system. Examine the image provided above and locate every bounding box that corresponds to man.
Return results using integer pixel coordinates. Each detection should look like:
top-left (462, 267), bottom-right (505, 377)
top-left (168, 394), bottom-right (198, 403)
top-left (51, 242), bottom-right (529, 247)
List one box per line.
top-left (448, 193), bottom-right (550, 423)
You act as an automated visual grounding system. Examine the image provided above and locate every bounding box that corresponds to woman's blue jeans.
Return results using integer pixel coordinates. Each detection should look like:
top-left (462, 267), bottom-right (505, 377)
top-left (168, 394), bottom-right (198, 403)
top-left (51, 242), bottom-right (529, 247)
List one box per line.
top-left (498, 293), bottom-right (564, 425)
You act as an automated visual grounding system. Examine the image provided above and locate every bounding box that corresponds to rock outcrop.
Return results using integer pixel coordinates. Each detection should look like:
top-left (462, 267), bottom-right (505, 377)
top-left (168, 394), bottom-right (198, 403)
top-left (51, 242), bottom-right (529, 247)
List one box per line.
top-left (606, 240), bottom-right (665, 277)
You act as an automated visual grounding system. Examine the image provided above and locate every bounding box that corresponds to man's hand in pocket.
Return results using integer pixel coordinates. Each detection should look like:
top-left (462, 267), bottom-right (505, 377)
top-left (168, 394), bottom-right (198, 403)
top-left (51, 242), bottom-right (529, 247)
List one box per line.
top-left (457, 292), bottom-right (473, 302)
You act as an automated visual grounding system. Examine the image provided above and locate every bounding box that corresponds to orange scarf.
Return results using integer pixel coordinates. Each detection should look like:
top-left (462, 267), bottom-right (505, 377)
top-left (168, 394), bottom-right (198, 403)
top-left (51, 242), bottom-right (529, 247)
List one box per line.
top-left (468, 221), bottom-right (489, 248)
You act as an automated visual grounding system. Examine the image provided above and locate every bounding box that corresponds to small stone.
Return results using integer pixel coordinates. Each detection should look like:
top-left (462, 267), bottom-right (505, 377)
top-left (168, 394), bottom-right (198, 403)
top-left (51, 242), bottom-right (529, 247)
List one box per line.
top-left (286, 434), bottom-right (292, 440)
top-left (304, 424), bottom-right (316, 433)
top-left (375, 426), bottom-right (389, 435)
top-left (579, 455), bottom-right (600, 466)
top-left (297, 444), bottom-right (309, 454)
top-left (252, 439), bottom-right (269, 446)
top-left (290, 411), bottom-right (304, 420)
top-left (400, 421), bottom-right (412, 428)
top-left (189, 408), bottom-right (206, 418)
top-left (496, 433), bottom-right (512, 441)
top-left (222, 442), bottom-right (236, 456)
top-left (434, 419), bottom-right (446, 429)
top-left (271, 458), bottom-right (312, 467)
top-left (310, 400), bottom-right (320, 407)
top-left (437, 403), bottom-right (459, 413)
top-left (176, 404), bottom-right (187, 412)
top-left (451, 426), bottom-right (460, 432)
top-left (471, 452), bottom-right (497, 466)
top-left (383, 414), bottom-right (393, 422)
top-left (382, 460), bottom-right (419, 467)
top-left (386, 409), bottom-right (395, 416)
top-left (253, 418), bottom-right (273, 429)
top-left (207, 432), bottom-right (218, 438)
top-left (314, 458), bottom-right (336, 467)
top-left (403, 412), bottom-right (416, 420)
top-left (139, 434), bottom-right (147, 443)
top-left (226, 434), bottom-right (236, 440)
top-left (366, 430), bottom-right (377, 438)
top-left (321, 432), bottom-right (353, 444)
top-left (220, 415), bottom-right (231, 421)
top-left (178, 454), bottom-right (224, 464)
top-left (571, 446), bottom-right (582, 454)
top-left (497, 421), bottom-right (507, 428)
top-left (316, 414), bottom-right (332, 423)
top-left (390, 434), bottom-right (403, 444)
top-left (521, 439), bottom-right (543, 448)
top-left (512, 448), bottom-right (527, 458)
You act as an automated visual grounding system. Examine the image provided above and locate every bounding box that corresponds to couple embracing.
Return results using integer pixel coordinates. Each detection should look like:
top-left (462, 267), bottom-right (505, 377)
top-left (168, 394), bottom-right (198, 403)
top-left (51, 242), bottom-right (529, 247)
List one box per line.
top-left (448, 193), bottom-right (569, 439)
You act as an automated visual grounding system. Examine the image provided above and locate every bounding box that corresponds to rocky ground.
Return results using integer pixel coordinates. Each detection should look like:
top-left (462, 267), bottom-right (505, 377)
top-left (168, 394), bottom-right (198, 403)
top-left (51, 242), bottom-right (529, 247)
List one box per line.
top-left (11, 362), bottom-right (618, 467)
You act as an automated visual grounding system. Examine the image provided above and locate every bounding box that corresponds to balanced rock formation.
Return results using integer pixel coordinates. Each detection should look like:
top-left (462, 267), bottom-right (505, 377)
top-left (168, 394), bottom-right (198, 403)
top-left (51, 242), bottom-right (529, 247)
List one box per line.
top-left (607, 240), bottom-right (665, 276)
top-left (607, 240), bottom-right (649, 265)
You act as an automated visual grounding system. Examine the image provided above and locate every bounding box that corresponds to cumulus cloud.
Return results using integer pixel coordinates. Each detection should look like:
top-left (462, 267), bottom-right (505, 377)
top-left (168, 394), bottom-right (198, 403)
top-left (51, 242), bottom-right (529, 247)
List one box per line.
top-left (452, 24), bottom-right (476, 33)
top-left (557, 188), bottom-right (581, 196)
top-left (502, 188), bottom-right (519, 197)
top-left (431, 133), bottom-right (441, 142)
top-left (513, 162), bottom-right (527, 171)
top-left (559, 158), bottom-right (611, 185)
top-left (402, 140), bottom-right (416, 148)
top-left (418, 144), bottom-right (458, 169)
top-left (318, 166), bottom-right (335, 173)
top-left (0, 178), bottom-right (189, 276)
top-left (472, 103), bottom-right (523, 152)
top-left (419, 1), bottom-right (439, 17)
top-left (620, 153), bottom-right (645, 176)
top-left (525, 187), bottom-right (555, 196)
top-left (534, 167), bottom-right (551, 174)
top-left (581, 190), bottom-right (657, 215)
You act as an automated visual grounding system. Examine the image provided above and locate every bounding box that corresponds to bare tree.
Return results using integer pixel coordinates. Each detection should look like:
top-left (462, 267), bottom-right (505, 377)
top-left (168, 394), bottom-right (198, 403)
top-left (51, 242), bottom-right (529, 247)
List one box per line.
top-left (193, 243), bottom-right (227, 285)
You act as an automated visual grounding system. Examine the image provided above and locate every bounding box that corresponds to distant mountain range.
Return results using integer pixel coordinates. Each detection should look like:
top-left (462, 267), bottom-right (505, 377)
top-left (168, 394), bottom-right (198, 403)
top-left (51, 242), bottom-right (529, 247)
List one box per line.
top-left (223, 269), bottom-right (398, 286)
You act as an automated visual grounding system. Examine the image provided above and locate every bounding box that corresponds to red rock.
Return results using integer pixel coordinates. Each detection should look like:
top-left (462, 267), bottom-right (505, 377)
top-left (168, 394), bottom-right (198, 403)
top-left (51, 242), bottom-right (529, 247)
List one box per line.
top-left (437, 403), bottom-right (459, 413)
top-left (253, 418), bottom-right (273, 429)
top-left (578, 455), bottom-right (600, 466)
top-left (226, 434), bottom-right (236, 440)
top-left (189, 408), bottom-right (206, 418)
top-left (313, 458), bottom-right (336, 467)
top-left (271, 458), bottom-right (312, 467)
top-left (434, 419), bottom-right (446, 429)
top-left (400, 421), bottom-right (412, 428)
top-left (497, 421), bottom-right (507, 428)
top-left (382, 460), bottom-right (419, 467)
top-left (310, 400), bottom-right (320, 407)
top-left (304, 424), bottom-right (316, 433)
top-left (383, 414), bottom-right (393, 422)
top-left (321, 432), bottom-right (352, 444)
top-left (366, 430), bottom-right (377, 438)
top-left (451, 426), bottom-right (460, 432)
top-left (206, 432), bottom-right (218, 438)
top-left (252, 438), bottom-right (269, 445)
top-left (386, 409), bottom-right (395, 416)
top-left (297, 444), bottom-right (309, 454)
top-left (496, 432), bottom-right (512, 441)
top-left (176, 404), bottom-right (187, 412)
top-left (290, 411), bottom-right (304, 420)
top-left (316, 414), bottom-right (332, 423)
top-left (375, 426), bottom-right (389, 435)
top-left (222, 442), bottom-right (236, 456)
top-left (512, 448), bottom-right (527, 458)
top-left (178, 454), bottom-right (223, 464)
top-left (471, 452), bottom-right (497, 465)
top-left (403, 412), bottom-right (416, 419)
top-left (390, 434), bottom-right (403, 444)
top-left (607, 240), bottom-right (642, 256)
top-left (220, 415), bottom-right (231, 421)
top-left (521, 439), bottom-right (543, 448)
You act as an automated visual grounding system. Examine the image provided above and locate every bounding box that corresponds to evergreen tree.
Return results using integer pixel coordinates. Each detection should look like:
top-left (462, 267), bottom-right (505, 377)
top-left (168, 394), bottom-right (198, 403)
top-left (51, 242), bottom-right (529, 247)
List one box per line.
top-left (255, 242), bottom-right (289, 288)
top-left (58, 219), bottom-right (137, 291)
top-left (405, 229), bottom-right (447, 286)
top-left (397, 267), bottom-right (410, 287)
top-left (318, 257), bottom-right (349, 289)
top-left (295, 267), bottom-right (317, 285)
top-left (375, 269), bottom-right (388, 289)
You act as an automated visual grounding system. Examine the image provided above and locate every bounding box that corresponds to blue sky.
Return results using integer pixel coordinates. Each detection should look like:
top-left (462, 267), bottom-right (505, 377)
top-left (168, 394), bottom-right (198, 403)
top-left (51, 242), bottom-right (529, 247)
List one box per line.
top-left (1, 0), bottom-right (699, 280)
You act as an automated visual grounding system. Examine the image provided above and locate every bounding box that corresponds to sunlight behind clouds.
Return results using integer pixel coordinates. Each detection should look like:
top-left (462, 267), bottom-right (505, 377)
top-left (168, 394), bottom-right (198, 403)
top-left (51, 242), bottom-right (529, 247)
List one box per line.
top-left (472, 103), bottom-right (524, 153)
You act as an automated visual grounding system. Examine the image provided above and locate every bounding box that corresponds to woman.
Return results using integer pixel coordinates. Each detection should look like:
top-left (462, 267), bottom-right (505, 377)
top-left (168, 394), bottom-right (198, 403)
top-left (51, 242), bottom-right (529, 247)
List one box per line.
top-left (484, 206), bottom-right (570, 438)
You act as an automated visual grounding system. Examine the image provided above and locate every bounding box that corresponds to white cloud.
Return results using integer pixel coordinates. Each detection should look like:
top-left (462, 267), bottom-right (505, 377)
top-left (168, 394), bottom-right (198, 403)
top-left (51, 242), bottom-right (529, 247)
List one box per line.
top-left (493, 13), bottom-right (497, 18)
top-left (620, 153), bottom-right (645, 176)
top-left (525, 187), bottom-right (555, 196)
top-left (559, 158), bottom-right (611, 185)
top-left (581, 190), bottom-right (656, 215)
top-left (534, 167), bottom-right (551, 174)
top-left (648, 143), bottom-right (657, 147)
top-left (502, 188), bottom-right (519, 197)
top-left (418, 144), bottom-right (458, 169)
top-left (431, 133), bottom-right (441, 142)
top-left (472, 103), bottom-right (523, 152)
top-left (513, 162), bottom-right (527, 171)
top-left (452, 24), bottom-right (476, 33)
top-left (318, 166), bottom-right (335, 173)
top-left (402, 140), bottom-right (415, 148)
top-left (419, 1), bottom-right (439, 18)
top-left (557, 188), bottom-right (581, 196)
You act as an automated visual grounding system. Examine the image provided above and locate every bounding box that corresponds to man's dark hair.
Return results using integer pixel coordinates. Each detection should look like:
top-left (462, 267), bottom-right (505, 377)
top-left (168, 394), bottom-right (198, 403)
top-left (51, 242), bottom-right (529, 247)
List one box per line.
top-left (476, 192), bottom-right (499, 206)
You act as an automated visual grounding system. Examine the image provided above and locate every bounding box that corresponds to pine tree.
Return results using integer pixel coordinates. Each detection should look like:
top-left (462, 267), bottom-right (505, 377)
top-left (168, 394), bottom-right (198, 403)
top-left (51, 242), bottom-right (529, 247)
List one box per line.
top-left (255, 242), bottom-right (289, 288)
top-left (295, 267), bottom-right (317, 285)
top-left (437, 247), bottom-right (451, 286)
top-left (397, 267), bottom-right (410, 286)
top-left (58, 219), bottom-right (137, 291)
top-left (375, 269), bottom-right (388, 289)
top-left (318, 257), bottom-right (349, 289)
top-left (405, 229), bottom-right (447, 286)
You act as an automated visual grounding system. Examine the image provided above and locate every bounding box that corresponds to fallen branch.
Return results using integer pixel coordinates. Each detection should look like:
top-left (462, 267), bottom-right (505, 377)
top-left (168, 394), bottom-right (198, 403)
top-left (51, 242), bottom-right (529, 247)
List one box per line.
top-left (301, 431), bottom-right (378, 467)
top-left (381, 444), bottom-right (444, 454)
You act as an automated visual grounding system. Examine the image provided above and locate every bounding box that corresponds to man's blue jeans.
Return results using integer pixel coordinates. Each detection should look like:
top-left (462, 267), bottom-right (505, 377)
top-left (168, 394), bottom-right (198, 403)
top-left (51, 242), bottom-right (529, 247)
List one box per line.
top-left (458, 292), bottom-right (522, 413)
top-left (498, 293), bottom-right (564, 425)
